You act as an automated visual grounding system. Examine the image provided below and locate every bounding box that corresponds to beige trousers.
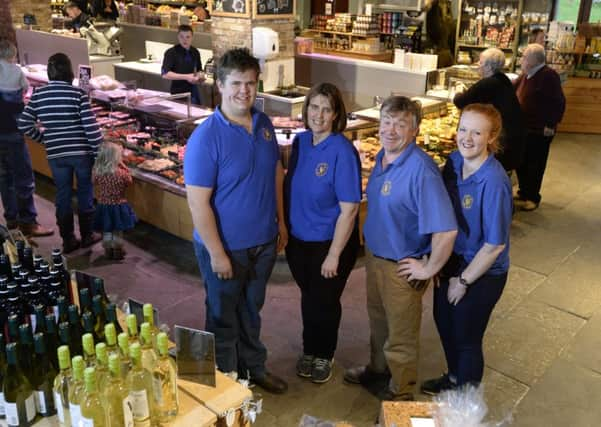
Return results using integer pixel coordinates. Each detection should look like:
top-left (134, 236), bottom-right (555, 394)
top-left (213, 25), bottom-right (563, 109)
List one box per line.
top-left (365, 249), bottom-right (427, 396)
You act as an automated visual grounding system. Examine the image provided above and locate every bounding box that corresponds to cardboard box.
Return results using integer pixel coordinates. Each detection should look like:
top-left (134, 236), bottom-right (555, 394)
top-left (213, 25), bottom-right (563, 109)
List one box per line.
top-left (178, 371), bottom-right (254, 427)
top-left (380, 401), bottom-right (437, 427)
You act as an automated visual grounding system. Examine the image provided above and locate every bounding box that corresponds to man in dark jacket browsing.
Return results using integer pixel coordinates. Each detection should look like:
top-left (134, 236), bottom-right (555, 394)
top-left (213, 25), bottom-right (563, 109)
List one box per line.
top-left (513, 43), bottom-right (566, 211)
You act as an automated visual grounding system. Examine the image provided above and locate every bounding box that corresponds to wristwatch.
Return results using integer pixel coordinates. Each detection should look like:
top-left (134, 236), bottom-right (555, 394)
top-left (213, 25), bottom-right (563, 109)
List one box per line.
top-left (459, 275), bottom-right (469, 288)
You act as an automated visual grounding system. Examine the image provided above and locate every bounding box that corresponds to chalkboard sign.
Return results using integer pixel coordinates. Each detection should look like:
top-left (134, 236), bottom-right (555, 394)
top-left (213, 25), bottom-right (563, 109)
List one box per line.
top-left (212, 0), bottom-right (251, 17)
top-left (253, 0), bottom-right (294, 18)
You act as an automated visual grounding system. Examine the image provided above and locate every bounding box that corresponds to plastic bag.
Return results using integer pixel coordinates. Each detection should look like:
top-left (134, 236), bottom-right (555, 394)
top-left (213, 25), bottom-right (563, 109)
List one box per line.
top-left (432, 384), bottom-right (512, 427)
top-left (298, 414), bottom-right (354, 427)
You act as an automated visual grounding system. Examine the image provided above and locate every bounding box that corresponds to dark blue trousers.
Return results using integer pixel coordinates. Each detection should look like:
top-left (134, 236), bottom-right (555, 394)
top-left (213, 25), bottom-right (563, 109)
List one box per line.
top-left (194, 238), bottom-right (277, 379)
top-left (48, 155), bottom-right (95, 217)
top-left (433, 272), bottom-right (507, 386)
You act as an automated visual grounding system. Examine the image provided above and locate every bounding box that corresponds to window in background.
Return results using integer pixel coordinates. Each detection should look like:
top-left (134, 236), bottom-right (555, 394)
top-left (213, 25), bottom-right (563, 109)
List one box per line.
top-left (555, 0), bottom-right (582, 22)
top-left (590, 0), bottom-right (601, 22)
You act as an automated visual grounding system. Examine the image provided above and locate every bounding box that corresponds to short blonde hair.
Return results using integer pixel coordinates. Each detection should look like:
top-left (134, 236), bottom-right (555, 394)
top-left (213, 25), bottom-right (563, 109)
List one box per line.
top-left (93, 142), bottom-right (122, 176)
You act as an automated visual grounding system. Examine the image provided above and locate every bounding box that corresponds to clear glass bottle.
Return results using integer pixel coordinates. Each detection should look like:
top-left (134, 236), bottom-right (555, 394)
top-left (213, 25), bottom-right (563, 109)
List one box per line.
top-left (94, 343), bottom-right (109, 391)
top-left (153, 332), bottom-right (178, 423)
top-left (31, 332), bottom-right (57, 417)
top-left (68, 355), bottom-right (85, 427)
top-left (53, 345), bottom-right (72, 427)
top-left (104, 323), bottom-right (119, 359)
top-left (139, 323), bottom-right (157, 374)
top-left (82, 333), bottom-right (97, 369)
top-left (80, 367), bottom-right (107, 427)
top-left (105, 303), bottom-right (123, 335)
top-left (3, 342), bottom-right (36, 427)
top-left (126, 342), bottom-right (154, 427)
top-left (117, 333), bottom-right (131, 380)
top-left (142, 304), bottom-right (158, 349)
top-left (103, 354), bottom-right (133, 427)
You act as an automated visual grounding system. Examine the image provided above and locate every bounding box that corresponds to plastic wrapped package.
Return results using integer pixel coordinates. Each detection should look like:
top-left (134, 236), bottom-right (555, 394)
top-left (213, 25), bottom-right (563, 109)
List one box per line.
top-left (433, 385), bottom-right (512, 427)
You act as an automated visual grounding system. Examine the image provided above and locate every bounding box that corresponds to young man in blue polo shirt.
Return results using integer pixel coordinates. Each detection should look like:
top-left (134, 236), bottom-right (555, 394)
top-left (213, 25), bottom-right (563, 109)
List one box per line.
top-left (344, 96), bottom-right (457, 401)
top-left (184, 48), bottom-right (288, 394)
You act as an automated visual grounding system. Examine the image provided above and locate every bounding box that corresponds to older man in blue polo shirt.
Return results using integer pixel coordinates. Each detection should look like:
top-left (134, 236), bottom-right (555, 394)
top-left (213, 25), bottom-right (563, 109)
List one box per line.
top-left (184, 48), bottom-right (288, 394)
top-left (344, 96), bottom-right (457, 401)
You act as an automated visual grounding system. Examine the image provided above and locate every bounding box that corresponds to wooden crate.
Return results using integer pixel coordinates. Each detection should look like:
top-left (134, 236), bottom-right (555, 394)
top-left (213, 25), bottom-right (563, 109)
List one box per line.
top-left (177, 371), bottom-right (253, 427)
top-left (379, 401), bottom-right (437, 427)
top-left (164, 388), bottom-right (217, 427)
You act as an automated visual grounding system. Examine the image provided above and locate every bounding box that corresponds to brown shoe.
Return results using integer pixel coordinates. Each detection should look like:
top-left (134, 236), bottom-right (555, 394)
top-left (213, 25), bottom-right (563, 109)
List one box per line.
top-left (19, 223), bottom-right (54, 237)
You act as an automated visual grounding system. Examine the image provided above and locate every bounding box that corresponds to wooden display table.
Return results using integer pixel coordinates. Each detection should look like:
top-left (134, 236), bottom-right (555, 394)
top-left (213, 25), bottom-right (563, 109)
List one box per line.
top-left (557, 77), bottom-right (601, 134)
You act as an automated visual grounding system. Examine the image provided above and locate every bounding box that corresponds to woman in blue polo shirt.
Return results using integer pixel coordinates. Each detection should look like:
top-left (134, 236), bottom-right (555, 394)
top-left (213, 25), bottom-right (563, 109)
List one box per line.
top-left (284, 83), bottom-right (361, 384)
top-left (421, 103), bottom-right (512, 395)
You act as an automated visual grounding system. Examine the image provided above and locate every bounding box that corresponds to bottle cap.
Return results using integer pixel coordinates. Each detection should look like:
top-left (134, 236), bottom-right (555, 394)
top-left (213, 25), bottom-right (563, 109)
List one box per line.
top-left (33, 332), bottom-right (47, 354)
top-left (82, 333), bottom-right (95, 356)
top-left (126, 314), bottom-right (137, 336)
top-left (57, 345), bottom-right (71, 369)
top-left (143, 303), bottom-right (154, 326)
top-left (105, 323), bottom-right (117, 345)
top-left (72, 355), bottom-right (85, 380)
top-left (96, 342), bottom-right (108, 364)
top-left (118, 332), bottom-right (129, 355)
top-left (140, 322), bottom-right (151, 344)
top-left (84, 366), bottom-right (97, 391)
top-left (157, 332), bottom-right (169, 356)
top-left (108, 353), bottom-right (121, 375)
top-left (129, 342), bottom-right (141, 360)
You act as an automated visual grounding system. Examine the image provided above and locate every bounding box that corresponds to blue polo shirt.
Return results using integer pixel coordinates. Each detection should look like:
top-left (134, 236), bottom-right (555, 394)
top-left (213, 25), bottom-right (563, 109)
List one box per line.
top-left (285, 131), bottom-right (361, 242)
top-left (184, 107), bottom-right (280, 251)
top-left (363, 142), bottom-right (457, 260)
top-left (443, 151), bottom-right (512, 274)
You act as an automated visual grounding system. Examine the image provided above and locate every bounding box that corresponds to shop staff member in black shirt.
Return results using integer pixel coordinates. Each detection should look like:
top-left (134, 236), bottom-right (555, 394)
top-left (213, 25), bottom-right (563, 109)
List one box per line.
top-left (161, 25), bottom-right (205, 105)
top-left (65, 1), bottom-right (93, 33)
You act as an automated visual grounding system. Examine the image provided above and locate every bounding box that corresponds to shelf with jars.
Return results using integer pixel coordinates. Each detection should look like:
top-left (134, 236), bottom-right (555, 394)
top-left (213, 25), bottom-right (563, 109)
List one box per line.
top-left (454, 0), bottom-right (523, 69)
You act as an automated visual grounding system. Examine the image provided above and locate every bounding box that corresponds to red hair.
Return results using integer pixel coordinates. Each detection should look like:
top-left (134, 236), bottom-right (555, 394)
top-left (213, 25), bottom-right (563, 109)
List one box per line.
top-left (461, 103), bottom-right (502, 154)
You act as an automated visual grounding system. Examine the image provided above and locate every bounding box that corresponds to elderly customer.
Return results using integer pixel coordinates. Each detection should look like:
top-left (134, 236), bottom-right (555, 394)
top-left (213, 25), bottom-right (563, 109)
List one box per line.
top-left (0, 40), bottom-right (53, 237)
top-left (514, 44), bottom-right (566, 211)
top-left (285, 82), bottom-right (361, 384)
top-left (19, 53), bottom-right (103, 253)
top-left (453, 48), bottom-right (525, 172)
top-left (421, 103), bottom-right (512, 395)
top-left (344, 96), bottom-right (457, 401)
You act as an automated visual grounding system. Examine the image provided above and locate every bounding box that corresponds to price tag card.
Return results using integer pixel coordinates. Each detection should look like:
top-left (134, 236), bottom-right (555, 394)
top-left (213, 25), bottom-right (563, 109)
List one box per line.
top-left (175, 325), bottom-right (216, 387)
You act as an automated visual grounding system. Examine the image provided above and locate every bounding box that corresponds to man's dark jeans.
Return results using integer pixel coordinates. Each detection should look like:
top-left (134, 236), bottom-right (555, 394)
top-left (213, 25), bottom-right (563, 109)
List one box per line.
top-left (48, 155), bottom-right (95, 218)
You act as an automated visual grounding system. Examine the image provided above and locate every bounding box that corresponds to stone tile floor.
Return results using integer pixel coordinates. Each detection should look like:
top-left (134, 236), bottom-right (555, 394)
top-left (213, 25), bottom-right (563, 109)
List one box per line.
top-left (15, 132), bottom-right (601, 426)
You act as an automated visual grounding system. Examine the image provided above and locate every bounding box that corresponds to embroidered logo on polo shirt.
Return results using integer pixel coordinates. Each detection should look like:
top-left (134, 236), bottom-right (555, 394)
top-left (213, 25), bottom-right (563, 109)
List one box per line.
top-left (381, 180), bottom-right (392, 196)
top-left (262, 128), bottom-right (272, 140)
top-left (315, 163), bottom-right (328, 177)
top-left (462, 194), bottom-right (474, 209)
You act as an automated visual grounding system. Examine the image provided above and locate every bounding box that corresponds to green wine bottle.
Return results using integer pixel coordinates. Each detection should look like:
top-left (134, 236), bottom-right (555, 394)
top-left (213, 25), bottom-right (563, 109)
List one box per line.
top-left (58, 322), bottom-right (71, 349)
top-left (31, 333), bottom-right (57, 417)
top-left (68, 355), bottom-right (85, 427)
top-left (82, 312), bottom-right (97, 343)
top-left (82, 333), bottom-right (97, 369)
top-left (139, 323), bottom-right (157, 374)
top-left (0, 333), bottom-right (8, 419)
top-left (79, 288), bottom-right (93, 321)
top-left (56, 295), bottom-right (69, 325)
top-left (153, 332), bottom-right (178, 423)
top-left (105, 303), bottom-right (124, 335)
top-left (44, 314), bottom-right (60, 370)
top-left (17, 324), bottom-right (34, 385)
top-left (3, 342), bottom-right (36, 427)
top-left (7, 314), bottom-right (19, 344)
top-left (67, 306), bottom-right (83, 356)
top-left (104, 354), bottom-right (133, 427)
top-left (92, 295), bottom-right (106, 343)
top-left (80, 367), bottom-right (107, 427)
top-left (94, 343), bottom-right (109, 391)
top-left (126, 342), bottom-right (154, 427)
top-left (117, 333), bottom-right (131, 380)
top-left (53, 345), bottom-right (72, 427)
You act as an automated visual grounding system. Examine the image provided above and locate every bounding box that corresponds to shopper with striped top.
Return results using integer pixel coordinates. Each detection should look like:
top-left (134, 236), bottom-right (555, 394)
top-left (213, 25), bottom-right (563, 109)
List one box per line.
top-left (18, 52), bottom-right (103, 253)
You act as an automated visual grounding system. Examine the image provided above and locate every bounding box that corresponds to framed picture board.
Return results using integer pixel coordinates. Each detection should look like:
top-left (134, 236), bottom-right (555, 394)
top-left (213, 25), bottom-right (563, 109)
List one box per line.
top-left (253, 0), bottom-right (294, 19)
top-left (212, 0), bottom-right (251, 18)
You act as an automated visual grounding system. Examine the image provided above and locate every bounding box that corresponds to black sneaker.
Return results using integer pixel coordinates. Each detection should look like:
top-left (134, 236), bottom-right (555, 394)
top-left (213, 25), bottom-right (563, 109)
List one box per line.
top-left (311, 358), bottom-right (333, 384)
top-left (420, 373), bottom-right (455, 396)
top-left (296, 354), bottom-right (314, 378)
top-left (344, 365), bottom-right (390, 386)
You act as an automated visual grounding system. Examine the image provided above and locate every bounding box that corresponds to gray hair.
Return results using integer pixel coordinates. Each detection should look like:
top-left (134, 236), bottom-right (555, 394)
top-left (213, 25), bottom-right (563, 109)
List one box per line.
top-left (93, 142), bottom-right (122, 176)
top-left (524, 44), bottom-right (546, 66)
top-left (480, 48), bottom-right (505, 73)
top-left (0, 39), bottom-right (17, 61)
